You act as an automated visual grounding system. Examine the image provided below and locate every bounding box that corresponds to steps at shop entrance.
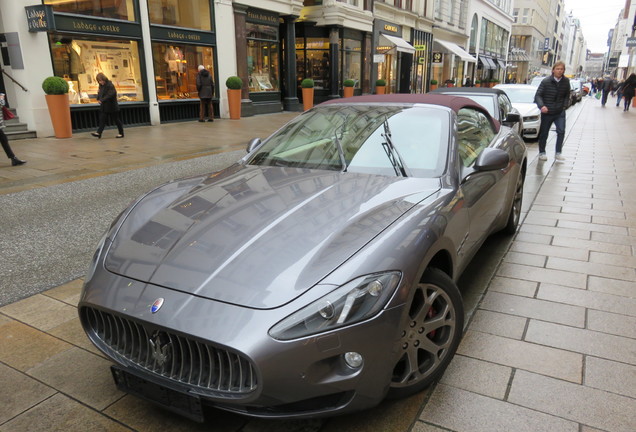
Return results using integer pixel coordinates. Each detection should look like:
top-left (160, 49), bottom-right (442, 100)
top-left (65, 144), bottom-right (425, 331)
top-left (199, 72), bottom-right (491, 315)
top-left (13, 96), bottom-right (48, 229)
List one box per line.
top-left (3, 108), bottom-right (37, 140)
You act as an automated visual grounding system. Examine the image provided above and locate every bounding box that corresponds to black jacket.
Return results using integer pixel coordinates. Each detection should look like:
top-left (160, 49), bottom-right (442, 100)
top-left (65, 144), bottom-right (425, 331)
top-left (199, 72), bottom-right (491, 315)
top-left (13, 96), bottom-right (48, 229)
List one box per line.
top-left (535, 75), bottom-right (570, 115)
top-left (97, 80), bottom-right (119, 113)
top-left (196, 69), bottom-right (215, 99)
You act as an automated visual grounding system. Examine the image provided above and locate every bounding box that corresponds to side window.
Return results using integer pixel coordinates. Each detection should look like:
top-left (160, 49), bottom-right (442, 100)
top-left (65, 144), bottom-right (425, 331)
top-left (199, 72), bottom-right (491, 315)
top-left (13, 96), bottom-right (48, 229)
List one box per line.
top-left (498, 94), bottom-right (512, 119)
top-left (457, 108), bottom-right (496, 167)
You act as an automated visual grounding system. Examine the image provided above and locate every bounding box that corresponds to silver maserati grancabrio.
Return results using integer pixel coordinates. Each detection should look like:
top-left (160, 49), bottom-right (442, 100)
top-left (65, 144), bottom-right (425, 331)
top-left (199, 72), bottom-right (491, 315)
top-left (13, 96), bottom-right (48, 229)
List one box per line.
top-left (79, 94), bottom-right (527, 421)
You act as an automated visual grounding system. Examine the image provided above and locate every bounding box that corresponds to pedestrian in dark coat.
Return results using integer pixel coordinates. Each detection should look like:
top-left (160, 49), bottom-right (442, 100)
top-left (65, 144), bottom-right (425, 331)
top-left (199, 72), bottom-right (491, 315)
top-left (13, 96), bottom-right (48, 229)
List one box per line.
top-left (91, 72), bottom-right (124, 139)
top-left (0, 93), bottom-right (26, 166)
top-left (620, 73), bottom-right (636, 111)
top-left (600, 76), bottom-right (614, 107)
top-left (196, 65), bottom-right (215, 122)
top-left (534, 61), bottom-right (570, 161)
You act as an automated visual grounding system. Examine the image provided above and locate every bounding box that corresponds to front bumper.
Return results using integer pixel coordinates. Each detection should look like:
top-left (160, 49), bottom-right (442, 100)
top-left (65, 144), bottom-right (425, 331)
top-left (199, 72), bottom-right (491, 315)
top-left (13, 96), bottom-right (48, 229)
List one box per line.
top-left (79, 270), bottom-right (406, 419)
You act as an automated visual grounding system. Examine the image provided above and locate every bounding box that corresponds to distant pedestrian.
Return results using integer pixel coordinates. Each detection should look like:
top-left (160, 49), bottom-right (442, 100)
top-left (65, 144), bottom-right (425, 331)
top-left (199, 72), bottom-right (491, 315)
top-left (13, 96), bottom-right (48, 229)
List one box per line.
top-left (620, 73), bottom-right (636, 112)
top-left (91, 73), bottom-right (124, 139)
top-left (463, 75), bottom-right (473, 87)
top-left (0, 93), bottom-right (26, 166)
top-left (196, 65), bottom-right (214, 122)
top-left (534, 61), bottom-right (570, 162)
top-left (600, 76), bottom-right (614, 107)
top-left (615, 80), bottom-right (624, 107)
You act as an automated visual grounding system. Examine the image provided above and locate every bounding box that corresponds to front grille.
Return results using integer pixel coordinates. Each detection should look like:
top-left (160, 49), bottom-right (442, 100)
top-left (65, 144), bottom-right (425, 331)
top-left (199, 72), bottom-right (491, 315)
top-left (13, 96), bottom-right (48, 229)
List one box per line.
top-left (81, 307), bottom-right (257, 395)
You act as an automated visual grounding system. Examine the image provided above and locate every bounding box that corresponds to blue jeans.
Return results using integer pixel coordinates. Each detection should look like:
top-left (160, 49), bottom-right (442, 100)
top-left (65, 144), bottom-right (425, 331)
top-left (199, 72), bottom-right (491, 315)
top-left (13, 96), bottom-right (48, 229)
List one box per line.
top-left (538, 111), bottom-right (566, 154)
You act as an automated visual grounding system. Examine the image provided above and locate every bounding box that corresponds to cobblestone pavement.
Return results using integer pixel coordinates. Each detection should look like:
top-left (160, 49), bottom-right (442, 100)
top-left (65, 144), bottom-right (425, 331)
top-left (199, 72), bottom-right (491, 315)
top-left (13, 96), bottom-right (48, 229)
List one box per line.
top-left (1, 98), bottom-right (634, 431)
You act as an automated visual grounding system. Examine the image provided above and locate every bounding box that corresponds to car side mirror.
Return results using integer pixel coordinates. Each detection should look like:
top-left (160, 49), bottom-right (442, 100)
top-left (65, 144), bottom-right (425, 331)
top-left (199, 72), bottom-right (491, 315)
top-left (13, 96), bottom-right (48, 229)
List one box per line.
top-left (474, 148), bottom-right (510, 171)
top-left (504, 112), bottom-right (521, 124)
top-left (246, 138), bottom-right (262, 153)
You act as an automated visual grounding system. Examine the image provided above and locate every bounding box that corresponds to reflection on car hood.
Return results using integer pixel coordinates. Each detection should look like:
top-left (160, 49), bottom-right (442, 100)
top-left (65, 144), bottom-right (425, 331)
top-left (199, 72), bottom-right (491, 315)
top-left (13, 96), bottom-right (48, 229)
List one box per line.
top-left (511, 103), bottom-right (540, 117)
top-left (105, 165), bottom-right (441, 309)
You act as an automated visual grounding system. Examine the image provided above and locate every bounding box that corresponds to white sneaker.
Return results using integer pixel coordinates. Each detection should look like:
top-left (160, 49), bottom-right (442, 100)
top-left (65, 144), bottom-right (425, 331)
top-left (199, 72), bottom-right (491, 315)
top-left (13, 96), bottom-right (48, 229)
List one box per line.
top-left (539, 153), bottom-right (548, 161)
top-left (555, 153), bottom-right (565, 161)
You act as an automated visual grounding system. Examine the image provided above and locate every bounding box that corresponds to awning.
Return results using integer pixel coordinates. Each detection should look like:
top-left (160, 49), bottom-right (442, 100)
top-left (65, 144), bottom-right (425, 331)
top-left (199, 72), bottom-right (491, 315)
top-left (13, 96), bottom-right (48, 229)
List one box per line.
top-left (434, 40), bottom-right (476, 62)
top-left (379, 34), bottom-right (416, 54)
top-left (495, 59), bottom-right (507, 69)
top-left (478, 56), bottom-right (496, 70)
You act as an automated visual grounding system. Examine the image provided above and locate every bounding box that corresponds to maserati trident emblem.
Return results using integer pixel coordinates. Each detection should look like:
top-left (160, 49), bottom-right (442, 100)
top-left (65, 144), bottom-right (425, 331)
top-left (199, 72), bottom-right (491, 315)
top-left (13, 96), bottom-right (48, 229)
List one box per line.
top-left (151, 298), bottom-right (164, 313)
top-left (149, 332), bottom-right (171, 367)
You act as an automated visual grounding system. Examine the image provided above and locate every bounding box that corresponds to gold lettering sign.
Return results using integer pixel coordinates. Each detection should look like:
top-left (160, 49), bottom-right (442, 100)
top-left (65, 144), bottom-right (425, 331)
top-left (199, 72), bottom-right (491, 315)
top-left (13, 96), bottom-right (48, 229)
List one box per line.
top-left (247, 11), bottom-right (278, 25)
top-left (72, 20), bottom-right (121, 34)
top-left (167, 31), bottom-right (201, 41)
top-left (384, 24), bottom-right (398, 33)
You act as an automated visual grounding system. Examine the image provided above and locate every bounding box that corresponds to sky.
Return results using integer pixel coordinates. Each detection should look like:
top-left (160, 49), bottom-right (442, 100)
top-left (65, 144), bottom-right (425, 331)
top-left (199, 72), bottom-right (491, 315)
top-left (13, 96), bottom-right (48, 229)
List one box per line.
top-left (564, 0), bottom-right (628, 53)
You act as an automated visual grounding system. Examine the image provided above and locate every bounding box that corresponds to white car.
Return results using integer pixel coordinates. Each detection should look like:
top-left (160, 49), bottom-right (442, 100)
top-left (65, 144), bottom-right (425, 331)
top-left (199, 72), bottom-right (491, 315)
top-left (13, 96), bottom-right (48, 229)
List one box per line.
top-left (495, 84), bottom-right (541, 140)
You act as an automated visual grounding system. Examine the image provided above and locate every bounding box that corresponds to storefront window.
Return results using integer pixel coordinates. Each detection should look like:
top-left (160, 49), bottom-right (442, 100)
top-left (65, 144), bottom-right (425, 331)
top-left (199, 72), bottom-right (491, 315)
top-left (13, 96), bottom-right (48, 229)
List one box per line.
top-left (247, 23), bottom-right (279, 93)
top-left (44, 0), bottom-right (136, 21)
top-left (148, 0), bottom-right (212, 30)
top-left (296, 37), bottom-right (330, 90)
top-left (152, 43), bottom-right (215, 99)
top-left (341, 38), bottom-right (361, 88)
top-left (49, 35), bottom-right (144, 104)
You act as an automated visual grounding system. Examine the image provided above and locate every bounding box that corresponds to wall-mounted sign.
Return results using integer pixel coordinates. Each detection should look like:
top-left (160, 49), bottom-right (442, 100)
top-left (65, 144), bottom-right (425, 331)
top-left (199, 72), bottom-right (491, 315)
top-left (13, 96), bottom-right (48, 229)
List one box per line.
top-left (432, 52), bottom-right (443, 63)
top-left (150, 26), bottom-right (215, 45)
top-left (384, 24), bottom-right (398, 33)
top-left (626, 37), bottom-right (636, 47)
top-left (54, 15), bottom-right (141, 38)
top-left (543, 37), bottom-right (550, 51)
top-left (414, 44), bottom-right (426, 51)
top-left (246, 8), bottom-right (279, 26)
top-left (373, 54), bottom-right (385, 63)
top-left (25, 5), bottom-right (55, 32)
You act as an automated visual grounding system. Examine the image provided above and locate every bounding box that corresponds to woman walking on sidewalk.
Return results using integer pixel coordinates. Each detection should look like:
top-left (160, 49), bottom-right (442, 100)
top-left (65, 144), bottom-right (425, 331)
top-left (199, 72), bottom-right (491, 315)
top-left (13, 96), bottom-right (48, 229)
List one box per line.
top-left (620, 73), bottom-right (636, 112)
top-left (0, 93), bottom-right (26, 166)
top-left (91, 73), bottom-right (124, 139)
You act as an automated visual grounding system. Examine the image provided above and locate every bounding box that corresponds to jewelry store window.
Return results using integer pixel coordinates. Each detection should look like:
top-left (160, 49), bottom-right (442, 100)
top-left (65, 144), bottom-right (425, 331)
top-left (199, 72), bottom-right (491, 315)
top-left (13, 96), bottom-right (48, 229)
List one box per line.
top-left (247, 23), bottom-right (279, 93)
top-left (147, 0), bottom-right (212, 30)
top-left (152, 43), bottom-right (215, 100)
top-left (49, 35), bottom-right (145, 104)
top-left (44, 0), bottom-right (136, 21)
top-left (296, 37), bottom-right (330, 90)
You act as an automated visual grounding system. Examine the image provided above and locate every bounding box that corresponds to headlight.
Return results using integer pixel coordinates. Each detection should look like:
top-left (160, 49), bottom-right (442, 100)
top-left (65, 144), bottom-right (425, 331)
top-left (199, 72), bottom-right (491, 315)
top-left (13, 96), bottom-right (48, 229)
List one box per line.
top-left (524, 115), bottom-right (539, 122)
top-left (269, 272), bottom-right (401, 340)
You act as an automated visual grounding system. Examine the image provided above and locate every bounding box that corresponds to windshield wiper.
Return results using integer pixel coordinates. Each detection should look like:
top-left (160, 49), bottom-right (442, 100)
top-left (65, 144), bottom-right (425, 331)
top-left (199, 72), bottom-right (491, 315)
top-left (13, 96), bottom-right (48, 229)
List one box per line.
top-left (381, 119), bottom-right (408, 177)
top-left (333, 130), bottom-right (347, 172)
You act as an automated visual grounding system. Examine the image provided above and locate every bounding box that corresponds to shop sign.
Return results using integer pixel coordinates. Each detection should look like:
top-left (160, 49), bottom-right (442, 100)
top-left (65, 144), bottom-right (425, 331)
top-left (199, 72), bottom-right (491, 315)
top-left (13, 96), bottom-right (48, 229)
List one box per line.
top-left (25, 5), bottom-right (55, 32)
top-left (373, 54), bottom-right (385, 63)
top-left (432, 52), bottom-right (443, 63)
top-left (626, 37), bottom-right (636, 47)
top-left (54, 14), bottom-right (141, 38)
top-left (418, 57), bottom-right (425, 64)
top-left (383, 24), bottom-right (398, 33)
top-left (150, 26), bottom-right (215, 45)
top-left (543, 37), bottom-right (550, 51)
top-left (608, 57), bottom-right (618, 68)
top-left (246, 8), bottom-right (279, 26)
top-left (414, 44), bottom-right (426, 51)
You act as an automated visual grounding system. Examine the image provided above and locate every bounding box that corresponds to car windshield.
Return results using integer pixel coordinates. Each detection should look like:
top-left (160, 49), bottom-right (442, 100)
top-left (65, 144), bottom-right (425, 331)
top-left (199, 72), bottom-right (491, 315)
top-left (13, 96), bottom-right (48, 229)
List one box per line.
top-left (499, 87), bottom-right (537, 104)
top-left (246, 104), bottom-right (449, 178)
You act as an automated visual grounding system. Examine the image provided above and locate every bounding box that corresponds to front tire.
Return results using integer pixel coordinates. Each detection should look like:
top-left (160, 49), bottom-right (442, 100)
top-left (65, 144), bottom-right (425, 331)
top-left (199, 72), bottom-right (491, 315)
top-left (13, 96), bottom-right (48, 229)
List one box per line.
top-left (503, 169), bottom-right (524, 235)
top-left (387, 268), bottom-right (464, 399)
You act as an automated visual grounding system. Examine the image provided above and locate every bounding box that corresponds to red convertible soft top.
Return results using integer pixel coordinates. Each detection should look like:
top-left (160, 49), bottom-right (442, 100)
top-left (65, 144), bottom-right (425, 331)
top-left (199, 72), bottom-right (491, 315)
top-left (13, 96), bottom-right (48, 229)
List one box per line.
top-left (319, 93), bottom-right (501, 132)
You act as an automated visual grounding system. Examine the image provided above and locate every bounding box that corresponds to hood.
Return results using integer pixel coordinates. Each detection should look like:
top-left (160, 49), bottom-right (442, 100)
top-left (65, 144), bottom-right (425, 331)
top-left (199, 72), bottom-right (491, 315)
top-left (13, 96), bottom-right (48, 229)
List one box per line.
top-left (511, 102), bottom-right (540, 117)
top-left (104, 165), bottom-right (440, 309)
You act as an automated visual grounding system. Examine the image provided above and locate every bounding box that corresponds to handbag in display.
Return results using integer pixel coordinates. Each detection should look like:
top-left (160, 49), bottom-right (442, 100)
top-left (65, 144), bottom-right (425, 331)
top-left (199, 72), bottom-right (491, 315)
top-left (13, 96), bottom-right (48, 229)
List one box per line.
top-left (2, 105), bottom-right (15, 120)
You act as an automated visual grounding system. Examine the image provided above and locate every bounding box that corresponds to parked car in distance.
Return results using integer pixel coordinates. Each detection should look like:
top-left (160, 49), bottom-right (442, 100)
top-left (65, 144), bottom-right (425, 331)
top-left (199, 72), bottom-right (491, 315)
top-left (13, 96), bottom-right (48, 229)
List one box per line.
top-left (78, 93), bottom-right (527, 422)
top-left (494, 84), bottom-right (541, 140)
top-left (570, 79), bottom-right (584, 104)
top-left (529, 76), bottom-right (546, 87)
top-left (430, 87), bottom-right (524, 137)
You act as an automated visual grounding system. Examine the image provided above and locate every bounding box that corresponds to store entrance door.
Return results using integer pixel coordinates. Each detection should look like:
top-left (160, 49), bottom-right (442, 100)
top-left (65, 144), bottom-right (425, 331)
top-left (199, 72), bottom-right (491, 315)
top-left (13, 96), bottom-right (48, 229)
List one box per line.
top-left (398, 52), bottom-right (413, 93)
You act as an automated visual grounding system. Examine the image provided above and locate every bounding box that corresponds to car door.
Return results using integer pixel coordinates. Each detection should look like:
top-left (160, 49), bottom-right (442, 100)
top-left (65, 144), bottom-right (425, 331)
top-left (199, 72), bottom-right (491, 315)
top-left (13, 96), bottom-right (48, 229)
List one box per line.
top-left (456, 108), bottom-right (508, 262)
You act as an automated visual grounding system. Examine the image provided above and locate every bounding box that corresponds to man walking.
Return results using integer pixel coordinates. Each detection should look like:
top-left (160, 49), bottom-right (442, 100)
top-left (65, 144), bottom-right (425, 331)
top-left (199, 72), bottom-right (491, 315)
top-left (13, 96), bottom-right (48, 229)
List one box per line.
top-left (534, 61), bottom-right (570, 161)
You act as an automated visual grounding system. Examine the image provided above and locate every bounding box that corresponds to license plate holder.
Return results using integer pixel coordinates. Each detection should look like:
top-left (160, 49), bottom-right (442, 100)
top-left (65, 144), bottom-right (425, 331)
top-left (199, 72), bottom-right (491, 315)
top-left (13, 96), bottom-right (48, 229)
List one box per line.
top-left (111, 366), bottom-right (204, 423)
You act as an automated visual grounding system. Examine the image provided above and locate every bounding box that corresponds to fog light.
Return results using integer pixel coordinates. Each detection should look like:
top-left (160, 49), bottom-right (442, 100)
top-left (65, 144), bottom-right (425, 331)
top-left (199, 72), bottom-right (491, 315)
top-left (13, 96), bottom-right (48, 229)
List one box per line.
top-left (344, 351), bottom-right (363, 369)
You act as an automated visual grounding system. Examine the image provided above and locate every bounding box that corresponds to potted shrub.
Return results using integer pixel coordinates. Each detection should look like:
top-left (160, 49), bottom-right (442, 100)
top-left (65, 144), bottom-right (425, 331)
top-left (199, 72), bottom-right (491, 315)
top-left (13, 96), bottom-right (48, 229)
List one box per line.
top-left (225, 76), bottom-right (243, 119)
top-left (429, 79), bottom-right (438, 91)
top-left (474, 79), bottom-right (481, 87)
top-left (375, 78), bottom-right (386, 95)
top-left (343, 79), bottom-right (355, 98)
top-left (301, 78), bottom-right (314, 111)
top-left (42, 76), bottom-right (72, 138)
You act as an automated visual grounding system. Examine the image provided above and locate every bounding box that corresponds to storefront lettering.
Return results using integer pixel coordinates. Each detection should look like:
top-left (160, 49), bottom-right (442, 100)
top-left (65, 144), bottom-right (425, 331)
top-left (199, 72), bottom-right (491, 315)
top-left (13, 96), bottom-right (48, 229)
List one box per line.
top-left (71, 20), bottom-right (121, 34)
top-left (25, 5), bottom-right (55, 32)
top-left (384, 24), bottom-right (398, 33)
top-left (167, 31), bottom-right (202, 41)
top-left (247, 11), bottom-right (278, 25)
